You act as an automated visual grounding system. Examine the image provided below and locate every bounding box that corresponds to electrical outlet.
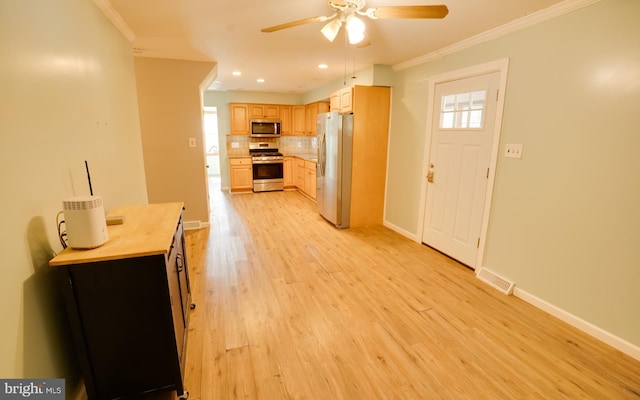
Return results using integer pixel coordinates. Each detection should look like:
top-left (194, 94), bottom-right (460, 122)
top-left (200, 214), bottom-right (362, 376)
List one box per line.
top-left (231, 142), bottom-right (239, 148)
top-left (505, 143), bottom-right (523, 159)
top-left (297, 141), bottom-right (302, 148)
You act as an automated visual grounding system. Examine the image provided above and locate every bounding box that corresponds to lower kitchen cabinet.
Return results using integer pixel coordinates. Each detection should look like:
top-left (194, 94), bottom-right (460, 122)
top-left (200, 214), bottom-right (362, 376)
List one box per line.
top-left (49, 203), bottom-right (191, 400)
top-left (230, 157), bottom-right (253, 192)
top-left (304, 160), bottom-right (317, 200)
top-left (293, 158), bottom-right (317, 199)
top-left (295, 158), bottom-right (306, 189)
top-left (283, 156), bottom-right (296, 188)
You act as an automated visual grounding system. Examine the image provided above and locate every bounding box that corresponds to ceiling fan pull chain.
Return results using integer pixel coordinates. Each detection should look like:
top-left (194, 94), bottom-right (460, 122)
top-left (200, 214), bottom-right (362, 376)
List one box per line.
top-left (343, 30), bottom-right (348, 85)
top-left (352, 46), bottom-right (357, 80)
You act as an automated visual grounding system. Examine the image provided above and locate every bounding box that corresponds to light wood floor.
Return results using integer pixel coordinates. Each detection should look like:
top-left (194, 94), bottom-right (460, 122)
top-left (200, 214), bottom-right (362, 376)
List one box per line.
top-left (182, 189), bottom-right (640, 399)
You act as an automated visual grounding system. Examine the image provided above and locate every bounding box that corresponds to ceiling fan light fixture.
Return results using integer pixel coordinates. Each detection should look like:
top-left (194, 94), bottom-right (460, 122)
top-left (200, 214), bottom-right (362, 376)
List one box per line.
top-left (345, 14), bottom-right (365, 44)
top-left (321, 18), bottom-right (342, 42)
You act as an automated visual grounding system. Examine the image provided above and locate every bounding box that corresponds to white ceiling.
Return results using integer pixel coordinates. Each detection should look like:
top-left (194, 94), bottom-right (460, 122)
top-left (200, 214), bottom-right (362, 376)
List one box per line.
top-left (101, 0), bottom-right (567, 93)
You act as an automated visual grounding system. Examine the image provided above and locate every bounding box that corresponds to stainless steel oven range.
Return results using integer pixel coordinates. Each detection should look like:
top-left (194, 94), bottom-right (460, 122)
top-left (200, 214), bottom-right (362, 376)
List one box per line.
top-left (249, 142), bottom-right (284, 192)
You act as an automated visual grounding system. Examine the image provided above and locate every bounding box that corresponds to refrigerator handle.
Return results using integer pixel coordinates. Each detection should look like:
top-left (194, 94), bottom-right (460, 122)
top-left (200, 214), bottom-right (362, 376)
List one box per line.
top-left (319, 130), bottom-right (326, 176)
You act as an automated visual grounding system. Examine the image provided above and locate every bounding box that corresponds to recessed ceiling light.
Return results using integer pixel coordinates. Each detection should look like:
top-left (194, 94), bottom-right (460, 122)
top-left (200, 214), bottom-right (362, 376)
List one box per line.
top-left (257, 78), bottom-right (265, 83)
top-left (318, 64), bottom-right (328, 69)
top-left (232, 71), bottom-right (241, 76)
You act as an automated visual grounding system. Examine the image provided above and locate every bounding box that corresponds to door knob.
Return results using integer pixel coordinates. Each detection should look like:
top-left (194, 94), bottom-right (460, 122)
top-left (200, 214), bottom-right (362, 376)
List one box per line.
top-left (427, 163), bottom-right (434, 183)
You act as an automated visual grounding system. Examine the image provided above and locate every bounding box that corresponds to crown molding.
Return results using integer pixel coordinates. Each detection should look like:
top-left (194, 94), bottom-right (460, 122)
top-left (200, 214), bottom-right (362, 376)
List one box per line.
top-left (92, 0), bottom-right (136, 42)
top-left (393, 0), bottom-right (600, 71)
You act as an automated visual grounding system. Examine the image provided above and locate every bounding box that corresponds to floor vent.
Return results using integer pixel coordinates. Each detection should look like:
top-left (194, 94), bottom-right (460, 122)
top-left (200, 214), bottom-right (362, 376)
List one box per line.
top-left (184, 220), bottom-right (202, 230)
top-left (476, 268), bottom-right (515, 295)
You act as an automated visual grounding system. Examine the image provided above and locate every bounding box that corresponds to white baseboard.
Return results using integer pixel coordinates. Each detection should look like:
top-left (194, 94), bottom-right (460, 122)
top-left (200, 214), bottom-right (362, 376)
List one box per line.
top-left (383, 220), bottom-right (420, 242)
top-left (369, 219), bottom-right (640, 361)
top-left (513, 287), bottom-right (640, 361)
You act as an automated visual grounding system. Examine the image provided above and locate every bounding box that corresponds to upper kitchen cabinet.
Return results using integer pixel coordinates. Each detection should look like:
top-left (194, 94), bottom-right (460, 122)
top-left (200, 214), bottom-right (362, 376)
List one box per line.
top-left (330, 87), bottom-right (353, 113)
top-left (280, 105), bottom-right (292, 136)
top-left (250, 104), bottom-right (280, 119)
top-left (292, 105), bottom-right (306, 136)
top-left (230, 103), bottom-right (249, 135)
top-left (230, 101), bottom-right (328, 137)
top-left (305, 101), bottom-right (330, 136)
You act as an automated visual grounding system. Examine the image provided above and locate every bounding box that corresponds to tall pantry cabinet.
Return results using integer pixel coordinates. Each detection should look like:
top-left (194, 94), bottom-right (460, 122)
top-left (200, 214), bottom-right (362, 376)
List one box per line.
top-left (343, 85), bottom-right (391, 228)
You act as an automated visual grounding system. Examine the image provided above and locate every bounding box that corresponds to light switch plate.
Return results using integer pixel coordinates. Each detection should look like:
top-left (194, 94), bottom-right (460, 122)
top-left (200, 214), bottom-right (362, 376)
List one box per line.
top-left (188, 138), bottom-right (196, 148)
top-left (231, 142), bottom-right (240, 148)
top-left (505, 143), bottom-right (523, 159)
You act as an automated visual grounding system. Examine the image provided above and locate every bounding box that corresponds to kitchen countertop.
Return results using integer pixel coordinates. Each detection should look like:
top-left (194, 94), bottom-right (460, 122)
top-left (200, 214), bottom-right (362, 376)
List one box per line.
top-left (285, 152), bottom-right (317, 163)
top-left (227, 153), bottom-right (317, 163)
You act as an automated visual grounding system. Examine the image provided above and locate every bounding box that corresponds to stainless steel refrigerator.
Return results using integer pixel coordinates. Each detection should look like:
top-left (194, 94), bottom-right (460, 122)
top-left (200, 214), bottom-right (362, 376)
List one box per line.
top-left (317, 111), bottom-right (353, 228)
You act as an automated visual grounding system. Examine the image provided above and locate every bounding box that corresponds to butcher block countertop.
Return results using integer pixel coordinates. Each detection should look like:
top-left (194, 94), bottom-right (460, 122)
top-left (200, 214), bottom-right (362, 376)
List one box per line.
top-left (49, 202), bottom-right (184, 267)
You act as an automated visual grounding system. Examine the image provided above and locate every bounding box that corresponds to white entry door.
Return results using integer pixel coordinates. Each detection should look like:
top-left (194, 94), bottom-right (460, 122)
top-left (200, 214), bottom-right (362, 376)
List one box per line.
top-left (422, 71), bottom-right (501, 268)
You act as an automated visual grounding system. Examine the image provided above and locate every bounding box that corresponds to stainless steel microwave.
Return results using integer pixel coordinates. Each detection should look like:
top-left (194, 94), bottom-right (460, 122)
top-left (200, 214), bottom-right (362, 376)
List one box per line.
top-left (250, 119), bottom-right (281, 137)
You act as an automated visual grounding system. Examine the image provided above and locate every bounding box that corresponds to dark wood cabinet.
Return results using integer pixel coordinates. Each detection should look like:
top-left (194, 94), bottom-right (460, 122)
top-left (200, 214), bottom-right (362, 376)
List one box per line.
top-left (50, 203), bottom-right (191, 400)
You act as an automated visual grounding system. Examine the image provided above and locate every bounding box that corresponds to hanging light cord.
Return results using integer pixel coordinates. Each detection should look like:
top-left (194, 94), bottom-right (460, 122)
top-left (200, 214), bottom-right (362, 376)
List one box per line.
top-left (343, 31), bottom-right (348, 85)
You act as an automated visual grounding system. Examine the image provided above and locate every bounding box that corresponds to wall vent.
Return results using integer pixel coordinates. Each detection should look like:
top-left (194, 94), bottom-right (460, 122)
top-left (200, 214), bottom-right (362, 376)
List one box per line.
top-left (476, 268), bottom-right (515, 295)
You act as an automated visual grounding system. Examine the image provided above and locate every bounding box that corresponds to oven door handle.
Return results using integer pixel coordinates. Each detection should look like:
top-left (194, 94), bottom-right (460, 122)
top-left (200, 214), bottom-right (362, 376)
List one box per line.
top-left (252, 159), bottom-right (283, 165)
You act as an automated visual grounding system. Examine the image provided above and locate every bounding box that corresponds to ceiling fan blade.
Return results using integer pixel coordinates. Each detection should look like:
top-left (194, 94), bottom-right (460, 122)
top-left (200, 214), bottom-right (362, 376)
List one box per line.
top-left (370, 5), bottom-right (449, 19)
top-left (261, 16), bottom-right (327, 33)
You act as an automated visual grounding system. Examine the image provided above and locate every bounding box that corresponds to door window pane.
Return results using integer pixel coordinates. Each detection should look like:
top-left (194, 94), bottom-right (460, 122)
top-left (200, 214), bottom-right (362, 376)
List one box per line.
top-left (440, 90), bottom-right (486, 129)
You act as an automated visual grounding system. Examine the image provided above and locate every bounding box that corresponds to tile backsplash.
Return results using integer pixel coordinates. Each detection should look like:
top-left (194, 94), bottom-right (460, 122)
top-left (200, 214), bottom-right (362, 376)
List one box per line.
top-left (279, 136), bottom-right (317, 154)
top-left (226, 135), bottom-right (317, 156)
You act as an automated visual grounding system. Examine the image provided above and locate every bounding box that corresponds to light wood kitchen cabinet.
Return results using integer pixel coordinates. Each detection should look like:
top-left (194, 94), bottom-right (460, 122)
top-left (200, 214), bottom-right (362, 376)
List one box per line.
top-left (280, 105), bottom-right (292, 135)
top-left (304, 160), bottom-right (317, 200)
top-left (305, 103), bottom-right (316, 136)
top-left (348, 85), bottom-right (391, 227)
top-left (292, 105), bottom-right (306, 136)
top-left (49, 203), bottom-right (191, 400)
top-left (295, 158), bottom-right (305, 189)
top-left (305, 101), bottom-right (330, 136)
top-left (250, 104), bottom-right (279, 119)
top-left (294, 158), bottom-right (316, 199)
top-left (231, 101), bottom-right (328, 137)
top-left (230, 103), bottom-right (250, 135)
top-left (229, 157), bottom-right (253, 192)
top-left (283, 156), bottom-right (296, 188)
top-left (330, 87), bottom-right (353, 113)
top-left (330, 91), bottom-right (340, 111)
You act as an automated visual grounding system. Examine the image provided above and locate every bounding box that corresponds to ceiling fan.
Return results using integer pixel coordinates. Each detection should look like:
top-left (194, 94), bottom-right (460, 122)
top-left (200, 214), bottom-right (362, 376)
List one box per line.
top-left (261, 0), bottom-right (449, 46)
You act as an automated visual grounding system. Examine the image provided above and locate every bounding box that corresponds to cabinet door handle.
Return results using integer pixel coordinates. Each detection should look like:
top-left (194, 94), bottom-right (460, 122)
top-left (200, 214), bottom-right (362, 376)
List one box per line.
top-left (176, 254), bottom-right (184, 272)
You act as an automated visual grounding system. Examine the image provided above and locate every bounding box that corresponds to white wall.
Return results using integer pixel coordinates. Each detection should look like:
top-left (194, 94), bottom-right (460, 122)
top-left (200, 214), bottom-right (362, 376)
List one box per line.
top-left (134, 57), bottom-right (216, 224)
top-left (0, 0), bottom-right (148, 384)
top-left (385, 0), bottom-right (640, 349)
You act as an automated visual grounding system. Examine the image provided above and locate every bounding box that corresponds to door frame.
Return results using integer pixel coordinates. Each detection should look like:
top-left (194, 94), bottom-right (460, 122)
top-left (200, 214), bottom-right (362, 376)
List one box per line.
top-left (416, 58), bottom-right (510, 269)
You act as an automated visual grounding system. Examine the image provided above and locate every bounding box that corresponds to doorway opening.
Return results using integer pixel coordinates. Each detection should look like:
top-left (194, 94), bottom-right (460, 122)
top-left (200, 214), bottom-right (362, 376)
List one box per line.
top-left (203, 106), bottom-right (221, 191)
